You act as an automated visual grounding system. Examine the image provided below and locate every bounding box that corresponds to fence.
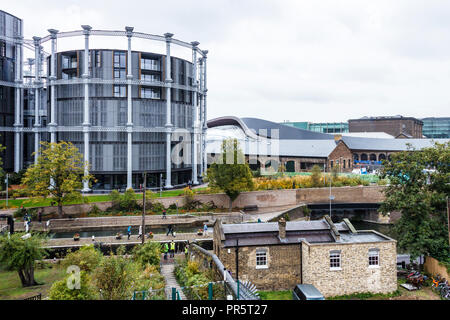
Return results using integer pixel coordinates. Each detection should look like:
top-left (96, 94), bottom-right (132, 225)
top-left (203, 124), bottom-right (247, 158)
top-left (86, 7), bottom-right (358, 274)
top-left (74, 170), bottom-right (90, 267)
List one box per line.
top-left (189, 243), bottom-right (260, 300)
top-left (23, 293), bottom-right (41, 300)
top-left (424, 256), bottom-right (450, 280)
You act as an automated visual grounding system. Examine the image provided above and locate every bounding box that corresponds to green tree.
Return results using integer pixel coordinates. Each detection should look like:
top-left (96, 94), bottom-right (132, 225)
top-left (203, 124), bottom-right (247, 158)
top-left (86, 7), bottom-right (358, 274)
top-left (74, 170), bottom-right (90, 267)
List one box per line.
top-left (379, 142), bottom-right (450, 261)
top-left (61, 245), bottom-right (103, 273)
top-left (206, 139), bottom-right (254, 211)
top-left (92, 247), bottom-right (138, 300)
top-left (310, 165), bottom-right (323, 187)
top-left (0, 233), bottom-right (47, 287)
top-left (132, 241), bottom-right (161, 267)
top-left (21, 141), bottom-right (95, 218)
top-left (49, 271), bottom-right (97, 300)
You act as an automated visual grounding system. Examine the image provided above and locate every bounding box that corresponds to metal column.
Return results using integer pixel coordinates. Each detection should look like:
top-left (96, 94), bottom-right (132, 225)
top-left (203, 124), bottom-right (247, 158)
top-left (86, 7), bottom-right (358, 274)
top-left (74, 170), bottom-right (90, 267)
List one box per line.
top-left (202, 51), bottom-right (208, 174)
top-left (191, 41), bottom-right (199, 185)
top-left (126, 26), bottom-right (134, 190)
top-left (32, 37), bottom-right (41, 164)
top-left (164, 33), bottom-right (174, 189)
top-left (13, 35), bottom-right (23, 172)
top-left (81, 25), bottom-right (92, 192)
top-left (48, 29), bottom-right (58, 144)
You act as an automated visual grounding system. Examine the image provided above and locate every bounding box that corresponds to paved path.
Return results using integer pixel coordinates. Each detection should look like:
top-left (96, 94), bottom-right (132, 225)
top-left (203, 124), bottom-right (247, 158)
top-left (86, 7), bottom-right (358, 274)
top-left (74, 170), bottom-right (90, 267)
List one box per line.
top-left (161, 258), bottom-right (187, 300)
top-left (46, 232), bottom-right (212, 248)
top-left (241, 204), bottom-right (303, 222)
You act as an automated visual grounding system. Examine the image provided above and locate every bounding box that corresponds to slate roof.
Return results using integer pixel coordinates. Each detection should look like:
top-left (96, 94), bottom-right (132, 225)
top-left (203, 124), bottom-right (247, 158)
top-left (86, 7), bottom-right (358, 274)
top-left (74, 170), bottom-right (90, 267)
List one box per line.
top-left (341, 136), bottom-right (449, 151)
top-left (219, 219), bottom-right (391, 247)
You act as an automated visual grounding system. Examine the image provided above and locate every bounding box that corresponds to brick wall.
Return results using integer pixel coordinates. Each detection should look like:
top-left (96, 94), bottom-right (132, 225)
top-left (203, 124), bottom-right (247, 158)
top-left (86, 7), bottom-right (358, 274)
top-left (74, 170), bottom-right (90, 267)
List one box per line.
top-left (327, 141), bottom-right (353, 172)
top-left (301, 240), bottom-right (397, 297)
top-left (216, 244), bottom-right (301, 291)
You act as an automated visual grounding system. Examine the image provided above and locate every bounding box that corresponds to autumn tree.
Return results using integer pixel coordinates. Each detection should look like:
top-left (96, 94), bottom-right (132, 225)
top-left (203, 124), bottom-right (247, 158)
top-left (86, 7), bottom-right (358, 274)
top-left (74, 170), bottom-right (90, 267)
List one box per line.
top-left (21, 141), bottom-right (95, 218)
top-left (379, 142), bottom-right (450, 261)
top-left (206, 138), bottom-right (254, 211)
top-left (0, 232), bottom-right (47, 287)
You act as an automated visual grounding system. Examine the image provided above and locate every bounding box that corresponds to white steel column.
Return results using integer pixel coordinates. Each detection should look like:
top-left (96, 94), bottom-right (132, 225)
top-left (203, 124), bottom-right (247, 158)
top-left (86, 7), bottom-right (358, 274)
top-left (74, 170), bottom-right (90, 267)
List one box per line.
top-left (48, 29), bottom-right (58, 144)
top-left (13, 36), bottom-right (23, 172)
top-left (191, 42), bottom-right (199, 185)
top-left (33, 37), bottom-right (41, 164)
top-left (81, 25), bottom-right (91, 192)
top-left (201, 51), bottom-right (208, 174)
top-left (164, 33), bottom-right (174, 189)
top-left (198, 57), bottom-right (204, 176)
top-left (126, 26), bottom-right (134, 190)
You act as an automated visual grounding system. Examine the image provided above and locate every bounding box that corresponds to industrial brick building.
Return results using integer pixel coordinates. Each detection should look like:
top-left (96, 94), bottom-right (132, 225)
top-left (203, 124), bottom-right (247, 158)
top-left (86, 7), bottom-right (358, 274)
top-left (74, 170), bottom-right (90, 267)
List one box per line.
top-left (348, 115), bottom-right (423, 139)
top-left (213, 217), bottom-right (397, 297)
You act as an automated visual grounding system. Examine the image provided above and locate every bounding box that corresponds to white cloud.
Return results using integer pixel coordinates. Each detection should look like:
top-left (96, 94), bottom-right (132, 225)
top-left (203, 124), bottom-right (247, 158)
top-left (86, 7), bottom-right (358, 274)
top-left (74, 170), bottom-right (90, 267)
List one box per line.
top-left (4, 0), bottom-right (450, 122)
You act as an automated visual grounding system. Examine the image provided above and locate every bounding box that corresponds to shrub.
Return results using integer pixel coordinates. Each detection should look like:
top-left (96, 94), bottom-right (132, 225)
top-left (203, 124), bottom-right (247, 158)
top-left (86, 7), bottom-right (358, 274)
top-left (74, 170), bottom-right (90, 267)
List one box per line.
top-left (151, 201), bottom-right (165, 213)
top-left (132, 241), bottom-right (161, 267)
top-left (88, 205), bottom-right (102, 217)
top-left (310, 165), bottom-right (323, 187)
top-left (92, 248), bottom-right (137, 300)
top-left (49, 271), bottom-right (97, 300)
top-left (110, 190), bottom-right (121, 209)
top-left (120, 188), bottom-right (139, 212)
top-left (61, 245), bottom-right (103, 273)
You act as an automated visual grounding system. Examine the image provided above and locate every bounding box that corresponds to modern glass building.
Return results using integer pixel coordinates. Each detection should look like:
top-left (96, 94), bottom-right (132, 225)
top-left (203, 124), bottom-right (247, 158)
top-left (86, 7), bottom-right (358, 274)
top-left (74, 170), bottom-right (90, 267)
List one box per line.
top-left (0, 10), bottom-right (22, 172)
top-left (421, 117), bottom-right (450, 139)
top-left (281, 121), bottom-right (349, 133)
top-left (0, 12), bottom-right (208, 192)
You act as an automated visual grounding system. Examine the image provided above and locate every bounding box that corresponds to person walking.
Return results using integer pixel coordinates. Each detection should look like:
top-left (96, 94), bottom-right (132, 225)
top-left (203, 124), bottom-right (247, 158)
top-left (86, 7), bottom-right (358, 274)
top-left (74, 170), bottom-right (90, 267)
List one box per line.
top-left (24, 219), bottom-right (29, 233)
top-left (127, 225), bottom-right (132, 240)
top-left (38, 209), bottom-right (42, 224)
top-left (162, 209), bottom-right (167, 219)
top-left (203, 223), bottom-right (208, 236)
top-left (163, 242), bottom-right (169, 260)
top-left (184, 241), bottom-right (189, 259)
top-left (166, 224), bottom-right (175, 237)
top-left (170, 240), bottom-right (175, 258)
top-left (137, 225), bottom-right (142, 239)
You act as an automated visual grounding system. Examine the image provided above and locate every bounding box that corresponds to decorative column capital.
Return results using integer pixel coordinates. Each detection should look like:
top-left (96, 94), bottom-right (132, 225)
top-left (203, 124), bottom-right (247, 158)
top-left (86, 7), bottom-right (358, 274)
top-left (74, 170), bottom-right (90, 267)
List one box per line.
top-left (202, 50), bottom-right (208, 58)
top-left (32, 36), bottom-right (41, 46)
top-left (81, 25), bottom-right (92, 35)
top-left (125, 26), bottom-right (134, 37)
top-left (48, 29), bottom-right (59, 39)
top-left (164, 33), bottom-right (174, 42)
top-left (191, 41), bottom-right (200, 48)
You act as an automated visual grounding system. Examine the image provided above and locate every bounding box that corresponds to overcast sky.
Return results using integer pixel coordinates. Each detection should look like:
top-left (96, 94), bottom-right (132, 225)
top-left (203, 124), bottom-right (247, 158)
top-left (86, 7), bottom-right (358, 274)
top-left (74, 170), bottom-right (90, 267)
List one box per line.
top-left (4, 0), bottom-right (450, 122)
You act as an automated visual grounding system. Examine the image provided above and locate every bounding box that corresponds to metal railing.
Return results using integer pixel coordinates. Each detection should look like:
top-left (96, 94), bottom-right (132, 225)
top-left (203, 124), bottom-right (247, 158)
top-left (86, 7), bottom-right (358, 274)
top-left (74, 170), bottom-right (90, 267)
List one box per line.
top-left (190, 243), bottom-right (260, 300)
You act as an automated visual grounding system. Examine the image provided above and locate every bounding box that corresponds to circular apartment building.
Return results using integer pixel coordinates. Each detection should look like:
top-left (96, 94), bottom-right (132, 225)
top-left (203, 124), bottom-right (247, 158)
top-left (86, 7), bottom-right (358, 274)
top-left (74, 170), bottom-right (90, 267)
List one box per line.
top-left (0, 23), bottom-right (208, 192)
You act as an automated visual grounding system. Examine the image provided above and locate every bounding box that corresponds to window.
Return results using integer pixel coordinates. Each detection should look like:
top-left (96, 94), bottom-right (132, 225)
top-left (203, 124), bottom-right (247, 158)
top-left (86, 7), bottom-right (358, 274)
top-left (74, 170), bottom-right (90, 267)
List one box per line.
top-left (95, 51), bottom-right (101, 67)
top-left (113, 85), bottom-right (126, 97)
top-left (256, 249), bottom-right (268, 269)
top-left (141, 58), bottom-right (159, 71)
top-left (368, 249), bottom-right (379, 267)
top-left (140, 87), bottom-right (160, 99)
top-left (330, 250), bottom-right (341, 270)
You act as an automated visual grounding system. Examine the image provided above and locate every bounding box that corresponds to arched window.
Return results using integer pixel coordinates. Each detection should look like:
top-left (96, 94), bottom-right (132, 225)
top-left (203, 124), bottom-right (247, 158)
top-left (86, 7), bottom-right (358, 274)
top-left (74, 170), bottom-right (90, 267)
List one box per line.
top-left (378, 154), bottom-right (386, 161)
top-left (360, 153), bottom-right (368, 161)
top-left (353, 154), bottom-right (359, 162)
top-left (369, 154), bottom-right (377, 161)
top-left (285, 161), bottom-right (295, 172)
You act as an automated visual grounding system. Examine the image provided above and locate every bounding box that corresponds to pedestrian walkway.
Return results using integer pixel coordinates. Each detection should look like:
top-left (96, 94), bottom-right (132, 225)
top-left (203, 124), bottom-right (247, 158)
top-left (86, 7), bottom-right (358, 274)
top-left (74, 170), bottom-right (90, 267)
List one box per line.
top-left (161, 257), bottom-right (186, 300)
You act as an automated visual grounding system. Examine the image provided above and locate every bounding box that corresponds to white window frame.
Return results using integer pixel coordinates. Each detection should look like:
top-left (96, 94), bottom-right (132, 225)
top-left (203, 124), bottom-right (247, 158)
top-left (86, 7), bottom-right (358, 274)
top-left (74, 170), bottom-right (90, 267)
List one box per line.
top-left (368, 249), bottom-right (380, 268)
top-left (330, 250), bottom-right (341, 271)
top-left (255, 249), bottom-right (268, 269)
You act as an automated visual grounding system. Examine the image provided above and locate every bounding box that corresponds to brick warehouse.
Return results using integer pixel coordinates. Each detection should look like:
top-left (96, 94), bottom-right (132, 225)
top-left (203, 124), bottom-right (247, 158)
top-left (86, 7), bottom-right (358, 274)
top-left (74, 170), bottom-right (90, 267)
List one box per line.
top-left (213, 217), bottom-right (397, 297)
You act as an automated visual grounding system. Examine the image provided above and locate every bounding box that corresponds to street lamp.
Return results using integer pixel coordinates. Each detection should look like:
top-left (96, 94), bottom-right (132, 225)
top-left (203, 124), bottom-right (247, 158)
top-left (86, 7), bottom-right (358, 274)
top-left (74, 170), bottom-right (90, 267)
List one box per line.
top-left (142, 172), bottom-right (147, 244)
top-left (5, 173), bottom-right (9, 208)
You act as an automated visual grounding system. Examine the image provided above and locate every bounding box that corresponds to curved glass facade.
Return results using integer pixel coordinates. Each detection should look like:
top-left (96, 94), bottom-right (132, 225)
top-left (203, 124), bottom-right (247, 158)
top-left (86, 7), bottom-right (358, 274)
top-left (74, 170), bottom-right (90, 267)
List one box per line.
top-left (49, 50), bottom-right (195, 189)
top-left (0, 10), bottom-right (22, 171)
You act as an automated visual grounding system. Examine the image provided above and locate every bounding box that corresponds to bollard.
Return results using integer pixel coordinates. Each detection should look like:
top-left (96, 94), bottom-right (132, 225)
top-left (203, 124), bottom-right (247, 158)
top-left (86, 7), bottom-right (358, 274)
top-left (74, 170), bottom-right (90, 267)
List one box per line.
top-left (208, 282), bottom-right (213, 300)
top-left (172, 287), bottom-right (177, 300)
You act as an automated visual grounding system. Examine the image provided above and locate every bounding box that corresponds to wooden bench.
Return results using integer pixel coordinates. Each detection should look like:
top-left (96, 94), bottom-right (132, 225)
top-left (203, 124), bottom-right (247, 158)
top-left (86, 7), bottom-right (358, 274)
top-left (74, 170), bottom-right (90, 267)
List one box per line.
top-left (243, 205), bottom-right (258, 212)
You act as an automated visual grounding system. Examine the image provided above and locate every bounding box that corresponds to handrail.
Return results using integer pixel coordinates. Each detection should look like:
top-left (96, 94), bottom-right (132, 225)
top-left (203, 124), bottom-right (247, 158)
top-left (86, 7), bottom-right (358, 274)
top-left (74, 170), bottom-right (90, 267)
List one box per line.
top-left (190, 243), bottom-right (259, 300)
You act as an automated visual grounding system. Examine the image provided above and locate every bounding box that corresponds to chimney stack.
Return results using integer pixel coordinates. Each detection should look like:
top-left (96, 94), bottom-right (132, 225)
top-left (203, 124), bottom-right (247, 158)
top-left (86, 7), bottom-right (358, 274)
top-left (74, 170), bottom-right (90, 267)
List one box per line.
top-left (278, 218), bottom-right (286, 239)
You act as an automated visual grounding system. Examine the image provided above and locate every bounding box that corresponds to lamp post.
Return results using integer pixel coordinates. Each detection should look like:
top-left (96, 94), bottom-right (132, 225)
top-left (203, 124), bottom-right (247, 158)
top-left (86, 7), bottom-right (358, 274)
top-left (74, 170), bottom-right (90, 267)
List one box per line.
top-left (142, 172), bottom-right (147, 244)
top-left (5, 174), bottom-right (9, 208)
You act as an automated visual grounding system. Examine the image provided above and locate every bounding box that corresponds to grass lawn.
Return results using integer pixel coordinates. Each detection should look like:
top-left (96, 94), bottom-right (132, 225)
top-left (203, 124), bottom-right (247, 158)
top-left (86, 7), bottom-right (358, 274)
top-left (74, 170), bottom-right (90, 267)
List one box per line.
top-left (0, 265), bottom-right (66, 300)
top-left (259, 290), bottom-right (292, 300)
top-left (0, 187), bottom-right (208, 209)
